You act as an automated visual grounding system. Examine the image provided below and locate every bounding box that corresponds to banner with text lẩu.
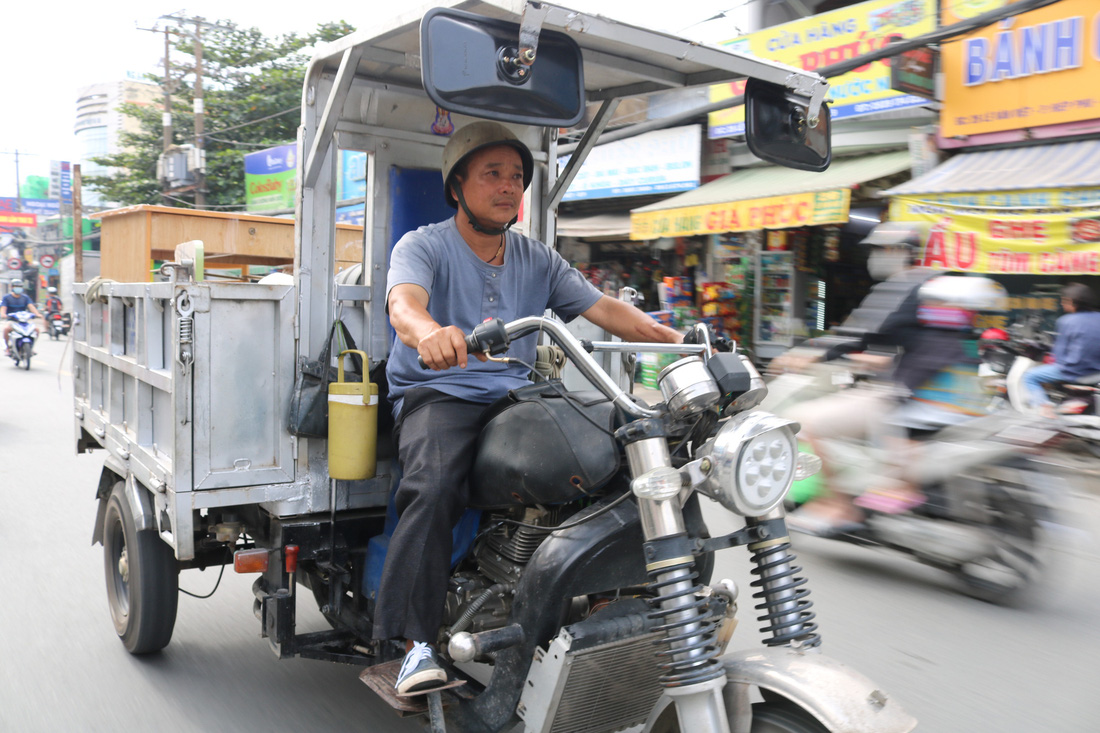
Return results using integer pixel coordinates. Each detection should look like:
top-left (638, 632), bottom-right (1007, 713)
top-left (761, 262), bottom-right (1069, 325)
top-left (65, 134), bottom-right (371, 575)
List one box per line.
top-left (890, 194), bottom-right (1100, 274)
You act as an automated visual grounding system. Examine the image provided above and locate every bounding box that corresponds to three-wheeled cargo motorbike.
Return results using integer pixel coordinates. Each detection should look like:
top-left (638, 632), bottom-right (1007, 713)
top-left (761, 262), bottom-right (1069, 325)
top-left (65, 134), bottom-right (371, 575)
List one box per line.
top-left (72, 3), bottom-right (914, 731)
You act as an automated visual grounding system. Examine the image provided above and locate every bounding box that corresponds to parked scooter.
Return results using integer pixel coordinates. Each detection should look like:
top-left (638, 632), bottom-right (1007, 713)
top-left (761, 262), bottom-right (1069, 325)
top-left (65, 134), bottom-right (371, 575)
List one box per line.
top-left (764, 354), bottom-right (1065, 607)
top-left (7, 311), bottom-right (38, 370)
top-left (978, 327), bottom-right (1100, 456)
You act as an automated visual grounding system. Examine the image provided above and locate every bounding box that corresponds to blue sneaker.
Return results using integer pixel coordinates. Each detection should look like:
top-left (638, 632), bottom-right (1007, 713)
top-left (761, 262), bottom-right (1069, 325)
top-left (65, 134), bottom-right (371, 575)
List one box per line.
top-left (395, 641), bottom-right (446, 694)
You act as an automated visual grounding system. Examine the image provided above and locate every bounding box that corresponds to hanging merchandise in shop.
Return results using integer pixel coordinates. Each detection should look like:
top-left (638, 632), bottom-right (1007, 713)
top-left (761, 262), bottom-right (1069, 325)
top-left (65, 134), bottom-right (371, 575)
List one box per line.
top-left (886, 139), bottom-right (1100, 275)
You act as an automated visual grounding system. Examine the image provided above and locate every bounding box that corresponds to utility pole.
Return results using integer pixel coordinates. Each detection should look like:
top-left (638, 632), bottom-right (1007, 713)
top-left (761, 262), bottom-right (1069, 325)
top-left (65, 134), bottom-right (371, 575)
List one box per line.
top-left (193, 18), bottom-right (205, 209)
top-left (162, 28), bottom-right (173, 206)
top-left (14, 149), bottom-right (22, 212)
top-left (73, 165), bottom-right (83, 283)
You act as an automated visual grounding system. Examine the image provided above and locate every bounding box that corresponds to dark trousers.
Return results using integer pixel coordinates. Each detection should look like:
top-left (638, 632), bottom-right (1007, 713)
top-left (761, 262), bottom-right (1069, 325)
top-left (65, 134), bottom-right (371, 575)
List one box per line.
top-left (372, 388), bottom-right (487, 642)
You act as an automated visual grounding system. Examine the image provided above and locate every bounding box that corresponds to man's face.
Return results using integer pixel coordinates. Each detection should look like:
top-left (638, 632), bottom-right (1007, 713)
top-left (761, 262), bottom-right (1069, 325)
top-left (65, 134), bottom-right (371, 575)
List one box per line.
top-left (454, 145), bottom-right (524, 228)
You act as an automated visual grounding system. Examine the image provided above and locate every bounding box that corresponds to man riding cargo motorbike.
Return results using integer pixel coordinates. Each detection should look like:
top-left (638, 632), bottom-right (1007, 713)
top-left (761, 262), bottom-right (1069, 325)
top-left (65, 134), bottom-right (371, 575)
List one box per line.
top-left (380, 121), bottom-right (684, 694)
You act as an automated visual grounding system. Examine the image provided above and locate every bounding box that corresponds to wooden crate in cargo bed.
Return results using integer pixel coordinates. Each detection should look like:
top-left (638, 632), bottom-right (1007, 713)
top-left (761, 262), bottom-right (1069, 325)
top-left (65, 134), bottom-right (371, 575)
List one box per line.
top-left (92, 204), bottom-right (365, 282)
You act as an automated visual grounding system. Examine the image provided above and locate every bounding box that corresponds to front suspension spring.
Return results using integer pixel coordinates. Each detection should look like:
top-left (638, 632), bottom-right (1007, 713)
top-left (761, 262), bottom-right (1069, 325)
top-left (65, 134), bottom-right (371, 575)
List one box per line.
top-left (749, 541), bottom-right (821, 648)
top-left (646, 559), bottom-right (726, 686)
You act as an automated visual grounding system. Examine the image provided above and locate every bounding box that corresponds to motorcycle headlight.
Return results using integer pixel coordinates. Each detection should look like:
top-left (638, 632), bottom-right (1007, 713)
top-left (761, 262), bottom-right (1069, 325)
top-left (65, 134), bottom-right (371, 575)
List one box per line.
top-left (701, 411), bottom-right (801, 517)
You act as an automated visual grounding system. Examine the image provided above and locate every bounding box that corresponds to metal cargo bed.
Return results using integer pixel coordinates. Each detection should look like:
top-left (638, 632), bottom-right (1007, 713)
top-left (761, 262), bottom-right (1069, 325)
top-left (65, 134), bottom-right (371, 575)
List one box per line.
top-left (72, 280), bottom-right (390, 559)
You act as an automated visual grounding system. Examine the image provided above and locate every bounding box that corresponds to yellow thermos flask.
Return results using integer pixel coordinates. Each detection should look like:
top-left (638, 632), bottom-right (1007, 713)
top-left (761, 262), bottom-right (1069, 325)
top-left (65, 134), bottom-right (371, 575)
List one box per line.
top-left (327, 350), bottom-right (379, 480)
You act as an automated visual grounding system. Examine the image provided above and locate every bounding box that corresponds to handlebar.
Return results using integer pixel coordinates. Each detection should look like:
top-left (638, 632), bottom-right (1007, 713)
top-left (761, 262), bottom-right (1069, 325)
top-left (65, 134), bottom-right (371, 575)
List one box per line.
top-left (418, 317), bottom-right (706, 419)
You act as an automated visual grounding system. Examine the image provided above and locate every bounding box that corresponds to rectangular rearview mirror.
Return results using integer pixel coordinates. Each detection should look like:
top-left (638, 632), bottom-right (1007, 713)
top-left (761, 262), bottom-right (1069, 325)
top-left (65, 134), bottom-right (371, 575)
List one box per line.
top-left (420, 8), bottom-right (585, 128)
top-left (744, 78), bottom-right (831, 172)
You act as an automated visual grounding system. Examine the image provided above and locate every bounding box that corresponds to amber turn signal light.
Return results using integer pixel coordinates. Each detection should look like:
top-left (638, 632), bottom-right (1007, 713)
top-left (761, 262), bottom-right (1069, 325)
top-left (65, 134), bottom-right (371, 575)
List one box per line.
top-left (233, 548), bottom-right (269, 573)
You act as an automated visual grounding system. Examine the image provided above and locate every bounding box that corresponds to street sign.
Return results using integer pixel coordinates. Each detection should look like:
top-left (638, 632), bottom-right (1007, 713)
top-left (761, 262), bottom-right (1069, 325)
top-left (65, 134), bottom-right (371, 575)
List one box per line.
top-left (891, 46), bottom-right (937, 101)
top-left (39, 254), bottom-right (56, 268)
top-left (7, 257), bottom-right (22, 271)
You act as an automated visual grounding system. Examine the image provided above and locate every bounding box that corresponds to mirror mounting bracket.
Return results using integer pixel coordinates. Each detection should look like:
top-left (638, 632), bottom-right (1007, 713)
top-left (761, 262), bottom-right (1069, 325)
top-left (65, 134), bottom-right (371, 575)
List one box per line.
top-left (518, 2), bottom-right (550, 66)
top-left (785, 73), bottom-right (829, 124)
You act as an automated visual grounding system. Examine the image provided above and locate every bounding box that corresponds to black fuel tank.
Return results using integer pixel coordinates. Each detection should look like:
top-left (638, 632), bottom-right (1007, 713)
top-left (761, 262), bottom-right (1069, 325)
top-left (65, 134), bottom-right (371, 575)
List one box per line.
top-left (468, 383), bottom-right (621, 509)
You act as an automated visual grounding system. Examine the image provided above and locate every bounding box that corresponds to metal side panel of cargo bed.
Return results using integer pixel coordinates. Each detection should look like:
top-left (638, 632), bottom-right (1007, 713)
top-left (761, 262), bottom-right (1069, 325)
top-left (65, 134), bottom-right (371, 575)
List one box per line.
top-left (73, 280), bottom-right (306, 559)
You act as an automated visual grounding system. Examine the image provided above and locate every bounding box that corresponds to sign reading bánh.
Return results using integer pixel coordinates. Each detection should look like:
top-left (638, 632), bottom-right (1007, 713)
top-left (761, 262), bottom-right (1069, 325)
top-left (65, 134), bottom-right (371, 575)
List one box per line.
top-left (940, 0), bottom-right (1100, 138)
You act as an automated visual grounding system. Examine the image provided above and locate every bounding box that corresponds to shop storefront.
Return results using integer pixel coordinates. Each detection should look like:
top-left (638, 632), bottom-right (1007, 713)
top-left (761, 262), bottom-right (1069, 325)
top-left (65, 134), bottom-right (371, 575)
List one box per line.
top-left (630, 151), bottom-right (911, 359)
top-left (883, 0), bottom-right (1100, 330)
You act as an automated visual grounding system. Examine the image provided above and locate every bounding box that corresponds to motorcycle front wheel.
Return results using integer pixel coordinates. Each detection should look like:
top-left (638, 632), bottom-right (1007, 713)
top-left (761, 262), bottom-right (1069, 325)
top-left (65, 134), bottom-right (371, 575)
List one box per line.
top-left (650, 700), bottom-right (828, 733)
top-left (19, 342), bottom-right (31, 370)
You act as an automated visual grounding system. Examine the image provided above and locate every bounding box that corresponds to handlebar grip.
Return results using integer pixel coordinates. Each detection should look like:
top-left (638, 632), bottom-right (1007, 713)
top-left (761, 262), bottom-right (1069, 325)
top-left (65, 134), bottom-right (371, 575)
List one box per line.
top-left (418, 318), bottom-right (510, 369)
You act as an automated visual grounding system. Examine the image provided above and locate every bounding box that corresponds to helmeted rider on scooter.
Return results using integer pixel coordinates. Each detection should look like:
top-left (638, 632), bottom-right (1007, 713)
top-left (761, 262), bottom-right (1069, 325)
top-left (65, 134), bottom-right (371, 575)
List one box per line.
top-left (2, 279), bottom-right (42, 356)
top-left (773, 223), bottom-right (1004, 535)
top-left (44, 286), bottom-right (63, 315)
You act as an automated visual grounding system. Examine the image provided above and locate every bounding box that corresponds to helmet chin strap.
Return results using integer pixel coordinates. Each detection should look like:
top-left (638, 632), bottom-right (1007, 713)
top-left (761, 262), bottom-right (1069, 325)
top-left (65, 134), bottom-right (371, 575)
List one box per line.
top-left (453, 185), bottom-right (516, 236)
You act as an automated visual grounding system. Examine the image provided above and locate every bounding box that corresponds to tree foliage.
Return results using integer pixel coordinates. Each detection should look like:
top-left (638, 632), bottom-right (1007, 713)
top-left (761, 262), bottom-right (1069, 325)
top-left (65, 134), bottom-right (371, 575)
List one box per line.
top-left (85, 20), bottom-right (354, 210)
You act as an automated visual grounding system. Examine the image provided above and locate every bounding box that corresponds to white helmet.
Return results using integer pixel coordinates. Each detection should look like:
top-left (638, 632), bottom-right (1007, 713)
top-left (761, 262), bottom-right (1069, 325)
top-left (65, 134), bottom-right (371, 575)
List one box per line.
top-left (917, 275), bottom-right (1007, 329)
top-left (47, 286), bottom-right (57, 294)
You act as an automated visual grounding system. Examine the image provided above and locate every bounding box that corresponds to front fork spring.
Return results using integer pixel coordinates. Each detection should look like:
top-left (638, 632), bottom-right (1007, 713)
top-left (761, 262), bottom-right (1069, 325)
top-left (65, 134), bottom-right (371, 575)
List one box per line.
top-left (646, 558), bottom-right (726, 687)
top-left (749, 540), bottom-right (821, 648)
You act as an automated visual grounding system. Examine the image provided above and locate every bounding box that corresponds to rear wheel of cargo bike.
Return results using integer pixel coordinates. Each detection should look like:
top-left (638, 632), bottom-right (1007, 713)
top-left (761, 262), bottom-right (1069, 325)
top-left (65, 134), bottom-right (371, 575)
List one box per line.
top-left (103, 481), bottom-right (179, 653)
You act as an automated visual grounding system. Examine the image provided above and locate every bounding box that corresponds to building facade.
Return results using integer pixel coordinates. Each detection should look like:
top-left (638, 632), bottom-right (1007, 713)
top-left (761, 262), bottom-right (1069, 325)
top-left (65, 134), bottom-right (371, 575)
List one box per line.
top-left (74, 79), bottom-right (160, 206)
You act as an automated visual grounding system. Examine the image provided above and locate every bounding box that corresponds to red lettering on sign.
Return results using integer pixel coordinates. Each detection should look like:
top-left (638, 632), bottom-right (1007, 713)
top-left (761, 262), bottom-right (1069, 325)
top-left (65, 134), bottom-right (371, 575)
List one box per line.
top-left (989, 219), bottom-right (1046, 241)
top-left (921, 229), bottom-right (949, 268)
top-left (954, 232), bottom-right (977, 269)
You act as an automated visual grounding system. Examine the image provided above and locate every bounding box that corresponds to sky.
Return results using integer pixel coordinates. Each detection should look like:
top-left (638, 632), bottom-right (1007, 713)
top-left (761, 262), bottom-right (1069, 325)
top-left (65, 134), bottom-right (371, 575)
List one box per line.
top-left (0, 1), bottom-right (744, 200)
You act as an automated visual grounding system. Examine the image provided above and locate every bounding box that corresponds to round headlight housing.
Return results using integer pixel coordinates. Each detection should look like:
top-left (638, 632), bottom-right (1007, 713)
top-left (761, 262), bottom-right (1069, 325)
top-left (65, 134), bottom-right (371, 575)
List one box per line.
top-left (701, 411), bottom-right (800, 516)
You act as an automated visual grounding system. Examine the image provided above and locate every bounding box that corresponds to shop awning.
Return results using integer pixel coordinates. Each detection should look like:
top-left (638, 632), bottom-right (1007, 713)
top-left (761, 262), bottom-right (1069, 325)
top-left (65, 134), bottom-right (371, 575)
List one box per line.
top-left (630, 150), bottom-right (911, 240)
top-left (885, 140), bottom-right (1100, 196)
top-left (556, 213), bottom-right (632, 239)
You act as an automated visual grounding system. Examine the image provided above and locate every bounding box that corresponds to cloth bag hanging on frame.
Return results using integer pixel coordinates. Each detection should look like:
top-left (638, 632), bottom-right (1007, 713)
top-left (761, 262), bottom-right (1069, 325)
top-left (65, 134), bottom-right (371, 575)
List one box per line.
top-left (287, 319), bottom-right (363, 438)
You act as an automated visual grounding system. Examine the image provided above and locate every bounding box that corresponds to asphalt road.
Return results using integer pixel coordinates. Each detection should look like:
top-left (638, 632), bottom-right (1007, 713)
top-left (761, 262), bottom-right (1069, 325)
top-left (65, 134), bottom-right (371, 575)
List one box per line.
top-left (2, 335), bottom-right (1098, 732)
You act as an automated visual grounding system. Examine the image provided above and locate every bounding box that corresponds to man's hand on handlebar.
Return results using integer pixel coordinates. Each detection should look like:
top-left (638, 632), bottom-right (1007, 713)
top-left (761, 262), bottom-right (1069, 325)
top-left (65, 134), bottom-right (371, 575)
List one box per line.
top-left (417, 325), bottom-right (489, 371)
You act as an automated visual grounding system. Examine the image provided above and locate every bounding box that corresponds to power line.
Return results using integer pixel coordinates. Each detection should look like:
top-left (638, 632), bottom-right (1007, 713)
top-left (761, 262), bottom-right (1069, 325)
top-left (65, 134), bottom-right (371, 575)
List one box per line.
top-left (204, 107), bottom-right (298, 136)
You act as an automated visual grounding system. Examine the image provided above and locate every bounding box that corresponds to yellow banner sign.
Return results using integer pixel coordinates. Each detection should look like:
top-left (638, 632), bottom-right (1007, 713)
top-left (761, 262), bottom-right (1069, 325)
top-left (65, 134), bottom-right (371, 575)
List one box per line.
top-left (941, 0), bottom-right (1100, 138)
top-left (0, 212), bottom-right (37, 227)
top-left (708, 0), bottom-right (935, 138)
top-left (631, 189), bottom-right (851, 240)
top-left (890, 194), bottom-right (1100, 274)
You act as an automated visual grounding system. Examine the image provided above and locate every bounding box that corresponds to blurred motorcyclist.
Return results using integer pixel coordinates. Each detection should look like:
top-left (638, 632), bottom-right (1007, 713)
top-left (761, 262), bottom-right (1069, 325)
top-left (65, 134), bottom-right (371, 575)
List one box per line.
top-left (776, 223), bottom-right (1003, 535)
top-left (44, 286), bottom-right (63, 315)
top-left (1022, 283), bottom-right (1100, 418)
top-left (2, 279), bottom-right (43, 356)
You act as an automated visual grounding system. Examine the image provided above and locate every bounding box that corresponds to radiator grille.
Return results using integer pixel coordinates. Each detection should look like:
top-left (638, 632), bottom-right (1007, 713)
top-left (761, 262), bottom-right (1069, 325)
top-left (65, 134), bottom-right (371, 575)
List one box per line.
top-left (547, 632), bottom-right (664, 733)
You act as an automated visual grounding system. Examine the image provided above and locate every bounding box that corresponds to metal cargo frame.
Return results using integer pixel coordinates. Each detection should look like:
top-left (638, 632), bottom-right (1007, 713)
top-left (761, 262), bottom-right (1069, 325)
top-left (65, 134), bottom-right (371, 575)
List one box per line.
top-left (72, 280), bottom-right (392, 560)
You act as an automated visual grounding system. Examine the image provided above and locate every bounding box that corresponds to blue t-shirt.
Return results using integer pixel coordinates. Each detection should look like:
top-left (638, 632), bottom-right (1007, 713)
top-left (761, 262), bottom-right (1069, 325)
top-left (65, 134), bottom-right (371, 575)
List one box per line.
top-left (1053, 311), bottom-right (1100, 378)
top-left (2, 293), bottom-right (32, 315)
top-left (385, 218), bottom-right (602, 417)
